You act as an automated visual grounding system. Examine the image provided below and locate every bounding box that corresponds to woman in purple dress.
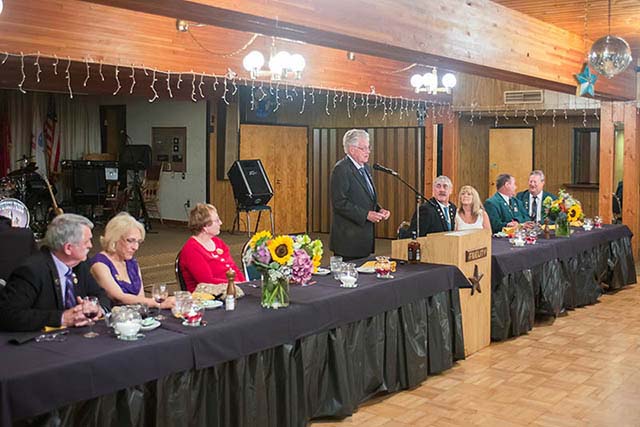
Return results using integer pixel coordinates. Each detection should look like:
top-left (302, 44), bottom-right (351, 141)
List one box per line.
top-left (90, 212), bottom-right (173, 309)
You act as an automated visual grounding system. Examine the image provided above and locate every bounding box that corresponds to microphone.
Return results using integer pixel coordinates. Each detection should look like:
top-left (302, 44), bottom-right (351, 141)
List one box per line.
top-left (373, 163), bottom-right (398, 176)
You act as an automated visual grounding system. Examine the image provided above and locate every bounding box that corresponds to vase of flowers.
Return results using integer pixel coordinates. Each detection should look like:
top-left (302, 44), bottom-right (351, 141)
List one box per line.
top-left (543, 189), bottom-right (583, 238)
top-left (244, 231), bottom-right (323, 309)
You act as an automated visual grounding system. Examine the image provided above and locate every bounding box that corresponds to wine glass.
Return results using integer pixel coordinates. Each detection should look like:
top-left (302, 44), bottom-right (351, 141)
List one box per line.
top-left (152, 283), bottom-right (169, 320)
top-left (82, 296), bottom-right (100, 338)
top-left (339, 263), bottom-right (358, 288)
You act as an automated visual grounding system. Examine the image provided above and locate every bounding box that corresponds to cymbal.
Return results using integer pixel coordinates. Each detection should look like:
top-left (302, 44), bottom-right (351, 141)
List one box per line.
top-left (16, 155), bottom-right (34, 164)
top-left (7, 164), bottom-right (37, 176)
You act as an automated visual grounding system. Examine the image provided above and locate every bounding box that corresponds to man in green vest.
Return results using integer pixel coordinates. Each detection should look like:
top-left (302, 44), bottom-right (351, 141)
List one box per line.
top-left (485, 173), bottom-right (529, 233)
top-left (515, 170), bottom-right (557, 223)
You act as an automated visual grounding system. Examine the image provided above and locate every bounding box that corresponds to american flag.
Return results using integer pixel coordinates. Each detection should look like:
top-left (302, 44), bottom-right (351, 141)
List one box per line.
top-left (44, 97), bottom-right (61, 175)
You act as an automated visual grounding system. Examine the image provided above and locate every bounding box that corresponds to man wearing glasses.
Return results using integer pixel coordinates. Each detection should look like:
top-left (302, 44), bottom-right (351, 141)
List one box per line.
top-left (0, 214), bottom-right (110, 332)
top-left (330, 129), bottom-right (391, 260)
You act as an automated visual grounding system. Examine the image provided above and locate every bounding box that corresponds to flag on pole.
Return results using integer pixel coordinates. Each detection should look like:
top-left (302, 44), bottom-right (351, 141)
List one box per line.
top-left (0, 112), bottom-right (11, 178)
top-left (31, 104), bottom-right (47, 176)
top-left (44, 97), bottom-right (61, 175)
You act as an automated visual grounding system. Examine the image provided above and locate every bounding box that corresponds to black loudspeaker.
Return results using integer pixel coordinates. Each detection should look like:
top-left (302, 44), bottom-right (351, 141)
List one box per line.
top-left (120, 145), bottom-right (152, 171)
top-left (227, 160), bottom-right (273, 207)
top-left (71, 163), bottom-right (108, 202)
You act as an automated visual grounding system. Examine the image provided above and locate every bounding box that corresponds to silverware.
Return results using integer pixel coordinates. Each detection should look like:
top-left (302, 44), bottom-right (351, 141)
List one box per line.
top-left (35, 329), bottom-right (69, 343)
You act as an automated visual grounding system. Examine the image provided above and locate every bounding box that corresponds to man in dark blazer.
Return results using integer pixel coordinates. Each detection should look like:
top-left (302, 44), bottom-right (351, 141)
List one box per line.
top-left (485, 174), bottom-right (530, 234)
top-left (515, 170), bottom-right (557, 223)
top-left (0, 214), bottom-right (110, 332)
top-left (399, 175), bottom-right (457, 238)
top-left (330, 129), bottom-right (390, 260)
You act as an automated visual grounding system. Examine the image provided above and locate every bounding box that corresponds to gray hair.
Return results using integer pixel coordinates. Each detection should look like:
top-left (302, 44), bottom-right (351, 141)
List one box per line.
top-left (530, 170), bottom-right (545, 181)
top-left (496, 173), bottom-right (513, 190)
top-left (433, 175), bottom-right (453, 188)
top-left (342, 129), bottom-right (369, 154)
top-left (45, 214), bottom-right (94, 251)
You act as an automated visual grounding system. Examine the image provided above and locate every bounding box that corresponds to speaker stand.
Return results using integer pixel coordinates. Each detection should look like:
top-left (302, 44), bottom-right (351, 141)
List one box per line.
top-left (231, 202), bottom-right (274, 236)
top-left (128, 170), bottom-right (152, 232)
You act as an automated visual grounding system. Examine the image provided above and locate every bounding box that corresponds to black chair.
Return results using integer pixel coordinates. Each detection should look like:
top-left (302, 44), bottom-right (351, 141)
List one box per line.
top-left (240, 238), bottom-right (261, 281)
top-left (0, 226), bottom-right (38, 284)
top-left (231, 202), bottom-right (275, 237)
top-left (612, 193), bottom-right (622, 224)
top-left (174, 251), bottom-right (187, 291)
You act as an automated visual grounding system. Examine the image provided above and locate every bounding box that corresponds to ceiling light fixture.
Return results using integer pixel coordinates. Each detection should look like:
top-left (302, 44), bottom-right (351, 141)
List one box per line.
top-left (410, 68), bottom-right (456, 94)
top-left (588, 0), bottom-right (632, 78)
top-left (243, 40), bottom-right (305, 81)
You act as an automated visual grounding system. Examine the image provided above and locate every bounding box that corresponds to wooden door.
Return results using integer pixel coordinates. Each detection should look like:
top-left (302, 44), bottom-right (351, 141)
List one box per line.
top-left (240, 124), bottom-right (307, 234)
top-left (488, 128), bottom-right (533, 195)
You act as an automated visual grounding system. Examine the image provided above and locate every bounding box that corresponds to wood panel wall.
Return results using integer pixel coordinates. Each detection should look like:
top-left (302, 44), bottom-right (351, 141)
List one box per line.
top-left (458, 114), bottom-right (600, 215)
top-left (311, 127), bottom-right (423, 239)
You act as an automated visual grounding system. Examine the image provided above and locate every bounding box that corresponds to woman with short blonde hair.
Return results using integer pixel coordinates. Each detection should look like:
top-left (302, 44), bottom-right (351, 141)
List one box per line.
top-left (90, 212), bottom-right (173, 308)
top-left (455, 185), bottom-right (491, 231)
top-left (179, 203), bottom-right (245, 292)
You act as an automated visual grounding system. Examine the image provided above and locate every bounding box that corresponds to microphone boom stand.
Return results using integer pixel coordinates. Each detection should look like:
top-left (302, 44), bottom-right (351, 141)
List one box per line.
top-left (377, 169), bottom-right (428, 237)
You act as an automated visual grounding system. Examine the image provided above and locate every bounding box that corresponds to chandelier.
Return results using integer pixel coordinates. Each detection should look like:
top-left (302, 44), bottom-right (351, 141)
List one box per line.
top-left (410, 68), bottom-right (457, 94)
top-left (588, 0), bottom-right (632, 78)
top-left (243, 43), bottom-right (306, 81)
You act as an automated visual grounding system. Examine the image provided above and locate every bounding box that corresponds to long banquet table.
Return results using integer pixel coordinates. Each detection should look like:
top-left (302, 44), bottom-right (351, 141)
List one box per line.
top-left (0, 262), bottom-right (469, 427)
top-left (491, 224), bottom-right (636, 341)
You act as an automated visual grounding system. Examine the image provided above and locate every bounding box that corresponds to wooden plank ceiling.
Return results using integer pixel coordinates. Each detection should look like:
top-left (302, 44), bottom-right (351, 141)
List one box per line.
top-left (493, 0), bottom-right (640, 57)
top-left (0, 1), bottom-right (448, 102)
top-left (79, 0), bottom-right (636, 100)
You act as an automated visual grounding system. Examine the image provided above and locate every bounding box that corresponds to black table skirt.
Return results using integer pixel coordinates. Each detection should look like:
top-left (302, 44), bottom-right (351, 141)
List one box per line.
top-left (491, 231), bottom-right (636, 341)
top-left (17, 290), bottom-right (464, 427)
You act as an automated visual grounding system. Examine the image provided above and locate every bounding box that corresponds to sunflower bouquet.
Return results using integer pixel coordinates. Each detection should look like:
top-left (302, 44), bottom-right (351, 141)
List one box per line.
top-left (543, 189), bottom-right (584, 237)
top-left (244, 231), bottom-right (323, 308)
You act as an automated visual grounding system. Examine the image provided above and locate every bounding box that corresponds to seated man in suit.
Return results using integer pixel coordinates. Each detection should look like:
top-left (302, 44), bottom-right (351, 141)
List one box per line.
top-left (515, 170), bottom-right (556, 223)
top-left (0, 214), bottom-right (111, 332)
top-left (400, 175), bottom-right (457, 238)
top-left (0, 215), bottom-right (38, 286)
top-left (485, 173), bottom-right (529, 234)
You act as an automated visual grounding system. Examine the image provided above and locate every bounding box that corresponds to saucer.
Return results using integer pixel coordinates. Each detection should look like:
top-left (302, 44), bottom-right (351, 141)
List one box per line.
top-left (201, 300), bottom-right (223, 310)
top-left (140, 320), bottom-right (161, 331)
top-left (356, 266), bottom-right (375, 274)
top-left (182, 320), bottom-right (205, 327)
top-left (313, 267), bottom-right (331, 276)
top-left (117, 333), bottom-right (145, 341)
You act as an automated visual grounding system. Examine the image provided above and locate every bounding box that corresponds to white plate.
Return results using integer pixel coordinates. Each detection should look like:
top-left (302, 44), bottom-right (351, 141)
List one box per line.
top-left (201, 300), bottom-right (223, 309)
top-left (140, 320), bottom-right (161, 332)
top-left (313, 267), bottom-right (331, 276)
top-left (356, 266), bottom-right (376, 274)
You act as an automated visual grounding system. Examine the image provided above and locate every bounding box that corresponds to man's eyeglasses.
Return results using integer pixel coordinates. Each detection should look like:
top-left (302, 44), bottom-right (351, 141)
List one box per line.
top-left (354, 145), bottom-right (371, 153)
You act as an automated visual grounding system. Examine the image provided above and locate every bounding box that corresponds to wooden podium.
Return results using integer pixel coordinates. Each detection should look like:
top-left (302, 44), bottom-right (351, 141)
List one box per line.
top-left (391, 229), bottom-right (492, 356)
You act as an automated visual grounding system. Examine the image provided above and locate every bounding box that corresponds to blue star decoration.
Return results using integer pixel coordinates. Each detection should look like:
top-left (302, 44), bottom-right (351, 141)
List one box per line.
top-left (575, 63), bottom-right (598, 97)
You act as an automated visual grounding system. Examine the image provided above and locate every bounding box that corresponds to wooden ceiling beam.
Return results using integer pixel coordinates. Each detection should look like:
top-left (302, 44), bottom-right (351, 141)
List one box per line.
top-left (79, 0), bottom-right (636, 100)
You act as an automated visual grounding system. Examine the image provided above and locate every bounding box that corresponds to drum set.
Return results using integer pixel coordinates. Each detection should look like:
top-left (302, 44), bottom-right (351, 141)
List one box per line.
top-left (0, 157), bottom-right (59, 237)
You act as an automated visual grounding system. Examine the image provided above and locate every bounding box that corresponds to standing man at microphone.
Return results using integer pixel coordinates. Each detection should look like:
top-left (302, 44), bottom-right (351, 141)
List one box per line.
top-left (330, 129), bottom-right (391, 260)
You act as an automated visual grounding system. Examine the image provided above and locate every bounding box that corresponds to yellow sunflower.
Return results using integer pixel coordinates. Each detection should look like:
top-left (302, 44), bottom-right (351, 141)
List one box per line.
top-left (249, 230), bottom-right (273, 249)
top-left (267, 235), bottom-right (294, 265)
top-left (567, 204), bottom-right (582, 222)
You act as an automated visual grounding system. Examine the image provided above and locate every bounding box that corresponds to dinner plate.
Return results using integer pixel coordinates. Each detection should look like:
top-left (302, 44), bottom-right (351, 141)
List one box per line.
top-left (140, 320), bottom-right (161, 332)
top-left (356, 266), bottom-right (375, 274)
top-left (202, 300), bottom-right (223, 309)
top-left (313, 267), bottom-right (331, 276)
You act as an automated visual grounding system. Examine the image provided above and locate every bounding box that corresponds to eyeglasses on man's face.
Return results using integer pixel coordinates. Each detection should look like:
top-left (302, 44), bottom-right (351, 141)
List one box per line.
top-left (354, 145), bottom-right (371, 153)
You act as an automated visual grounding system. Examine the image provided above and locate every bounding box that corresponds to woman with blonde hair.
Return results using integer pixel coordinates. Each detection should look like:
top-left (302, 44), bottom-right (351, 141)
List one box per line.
top-left (455, 185), bottom-right (491, 231)
top-left (179, 203), bottom-right (245, 293)
top-left (90, 212), bottom-right (173, 308)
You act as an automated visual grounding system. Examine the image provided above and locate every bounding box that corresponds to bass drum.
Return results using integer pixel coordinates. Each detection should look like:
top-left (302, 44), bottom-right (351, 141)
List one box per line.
top-left (0, 198), bottom-right (30, 228)
top-left (0, 177), bottom-right (17, 199)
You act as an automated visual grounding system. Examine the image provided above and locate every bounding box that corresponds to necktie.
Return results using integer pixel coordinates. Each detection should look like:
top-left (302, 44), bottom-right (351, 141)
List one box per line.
top-left (359, 168), bottom-right (374, 197)
top-left (443, 206), bottom-right (451, 230)
top-left (531, 196), bottom-right (538, 222)
top-left (64, 269), bottom-right (76, 309)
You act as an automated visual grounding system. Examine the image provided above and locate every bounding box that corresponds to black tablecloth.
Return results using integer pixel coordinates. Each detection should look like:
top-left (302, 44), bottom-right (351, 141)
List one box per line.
top-left (491, 224), bottom-right (636, 341)
top-left (0, 263), bottom-right (469, 427)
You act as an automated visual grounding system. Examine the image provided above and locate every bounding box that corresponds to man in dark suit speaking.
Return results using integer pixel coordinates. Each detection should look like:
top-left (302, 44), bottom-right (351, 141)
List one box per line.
top-left (330, 129), bottom-right (391, 260)
top-left (0, 214), bottom-right (110, 332)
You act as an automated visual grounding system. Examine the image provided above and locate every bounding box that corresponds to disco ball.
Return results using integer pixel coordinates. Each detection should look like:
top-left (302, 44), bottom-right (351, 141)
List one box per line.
top-left (588, 35), bottom-right (633, 79)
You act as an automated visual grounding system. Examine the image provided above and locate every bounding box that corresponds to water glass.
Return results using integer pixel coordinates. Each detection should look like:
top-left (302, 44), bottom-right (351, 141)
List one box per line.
top-left (330, 256), bottom-right (343, 280)
top-left (339, 263), bottom-right (358, 288)
top-left (594, 216), bottom-right (603, 229)
top-left (583, 218), bottom-right (593, 231)
top-left (172, 291), bottom-right (192, 318)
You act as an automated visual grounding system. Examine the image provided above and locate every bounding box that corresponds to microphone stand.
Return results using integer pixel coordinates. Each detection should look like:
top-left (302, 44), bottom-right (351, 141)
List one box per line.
top-left (376, 169), bottom-right (428, 237)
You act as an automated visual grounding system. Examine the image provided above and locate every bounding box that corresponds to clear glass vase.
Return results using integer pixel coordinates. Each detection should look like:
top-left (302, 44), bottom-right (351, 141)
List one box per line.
top-left (555, 217), bottom-right (570, 237)
top-left (261, 273), bottom-right (290, 309)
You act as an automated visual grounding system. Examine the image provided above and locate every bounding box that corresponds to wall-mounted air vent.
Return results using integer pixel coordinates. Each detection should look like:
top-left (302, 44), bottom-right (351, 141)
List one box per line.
top-left (503, 90), bottom-right (544, 104)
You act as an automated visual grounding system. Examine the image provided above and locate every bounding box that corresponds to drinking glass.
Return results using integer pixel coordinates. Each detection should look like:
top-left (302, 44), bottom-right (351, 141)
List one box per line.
top-left (82, 296), bottom-right (100, 338)
top-left (152, 283), bottom-right (169, 320)
top-left (339, 263), bottom-right (358, 288)
top-left (172, 291), bottom-right (192, 318)
top-left (330, 256), bottom-right (343, 280)
top-left (583, 218), bottom-right (593, 231)
top-left (594, 216), bottom-right (603, 229)
top-left (374, 256), bottom-right (393, 279)
top-left (525, 230), bottom-right (537, 245)
top-left (182, 301), bottom-right (204, 327)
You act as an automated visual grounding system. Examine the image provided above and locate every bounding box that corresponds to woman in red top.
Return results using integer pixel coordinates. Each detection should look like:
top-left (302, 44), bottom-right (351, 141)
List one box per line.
top-left (179, 203), bottom-right (246, 292)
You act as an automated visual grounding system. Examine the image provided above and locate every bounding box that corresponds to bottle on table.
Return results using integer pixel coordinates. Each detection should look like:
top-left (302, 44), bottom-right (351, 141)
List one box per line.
top-left (408, 231), bottom-right (421, 264)
top-left (225, 268), bottom-right (236, 311)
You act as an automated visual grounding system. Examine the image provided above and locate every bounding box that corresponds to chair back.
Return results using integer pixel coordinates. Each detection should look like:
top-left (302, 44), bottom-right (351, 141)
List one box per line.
top-left (175, 251), bottom-right (188, 291)
top-left (240, 239), bottom-right (262, 281)
top-left (0, 228), bottom-right (37, 283)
